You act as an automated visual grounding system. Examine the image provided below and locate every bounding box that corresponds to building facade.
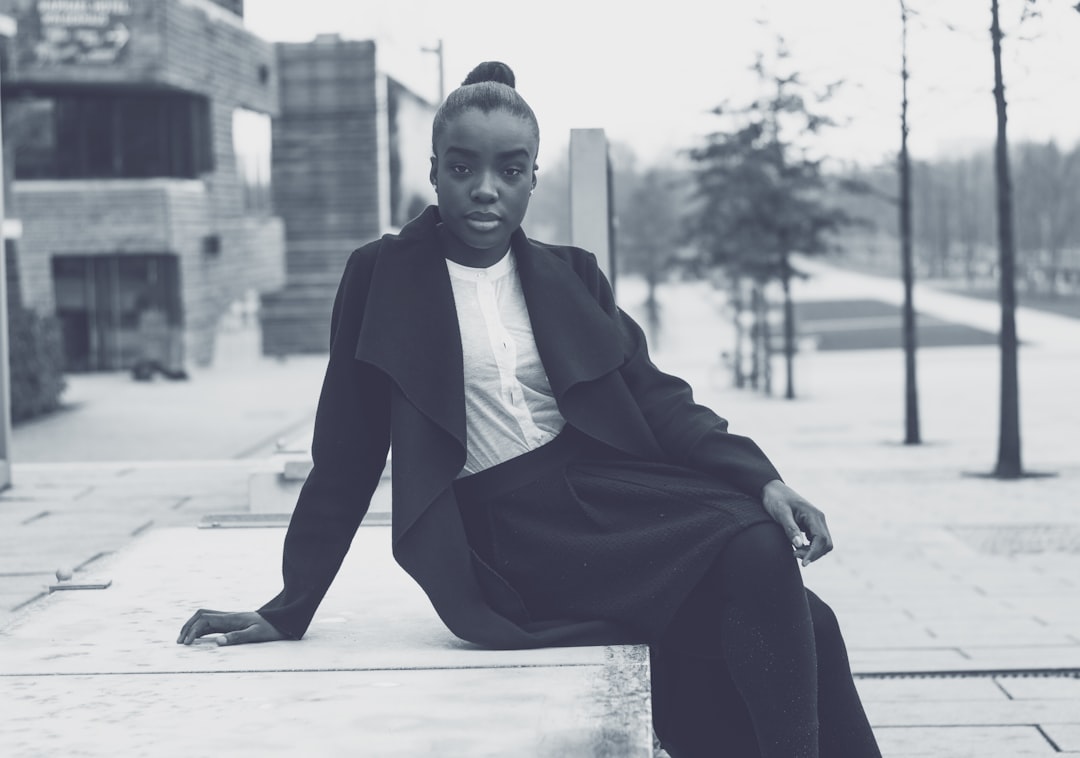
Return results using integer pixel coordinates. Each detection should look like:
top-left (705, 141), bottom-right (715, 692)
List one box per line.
top-left (261, 35), bottom-right (435, 355)
top-left (0, 0), bottom-right (284, 370)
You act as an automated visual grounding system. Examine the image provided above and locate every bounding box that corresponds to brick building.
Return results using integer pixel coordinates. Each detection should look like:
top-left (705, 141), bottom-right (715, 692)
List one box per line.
top-left (0, 0), bottom-right (285, 370)
top-left (260, 35), bottom-right (435, 355)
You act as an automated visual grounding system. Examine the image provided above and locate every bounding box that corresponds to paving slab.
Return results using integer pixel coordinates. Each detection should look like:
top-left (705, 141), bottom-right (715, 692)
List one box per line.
top-left (872, 725), bottom-right (1058, 756)
top-left (865, 695), bottom-right (1080, 727)
top-left (999, 677), bottom-right (1080, 700)
top-left (854, 677), bottom-right (1009, 702)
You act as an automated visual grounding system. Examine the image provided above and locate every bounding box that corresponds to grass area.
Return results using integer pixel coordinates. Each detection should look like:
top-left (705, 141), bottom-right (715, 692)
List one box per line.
top-left (932, 284), bottom-right (1080, 320)
top-left (828, 257), bottom-right (1080, 320)
top-left (795, 299), bottom-right (997, 351)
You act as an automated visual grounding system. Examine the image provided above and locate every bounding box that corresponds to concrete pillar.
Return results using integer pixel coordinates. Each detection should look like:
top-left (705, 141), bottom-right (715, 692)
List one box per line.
top-left (569, 128), bottom-right (614, 291)
top-left (0, 13), bottom-right (14, 490)
top-left (374, 69), bottom-right (392, 234)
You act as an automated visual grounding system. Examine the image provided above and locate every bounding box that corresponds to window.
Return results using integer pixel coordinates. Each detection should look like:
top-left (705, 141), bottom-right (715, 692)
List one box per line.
top-left (3, 88), bottom-right (214, 180)
top-left (232, 108), bottom-right (273, 214)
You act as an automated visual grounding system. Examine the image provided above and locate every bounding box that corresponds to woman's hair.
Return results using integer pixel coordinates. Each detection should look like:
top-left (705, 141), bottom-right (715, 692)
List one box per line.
top-left (431, 61), bottom-right (540, 155)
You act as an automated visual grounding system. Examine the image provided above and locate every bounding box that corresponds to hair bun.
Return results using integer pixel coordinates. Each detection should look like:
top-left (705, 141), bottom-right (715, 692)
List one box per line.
top-left (462, 61), bottom-right (516, 89)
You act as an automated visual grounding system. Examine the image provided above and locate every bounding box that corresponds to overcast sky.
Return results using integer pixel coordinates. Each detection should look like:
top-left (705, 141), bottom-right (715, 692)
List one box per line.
top-left (245, 0), bottom-right (1080, 169)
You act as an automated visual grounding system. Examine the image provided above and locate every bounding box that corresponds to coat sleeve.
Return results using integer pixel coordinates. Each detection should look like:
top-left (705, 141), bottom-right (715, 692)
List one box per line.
top-left (585, 256), bottom-right (782, 497)
top-left (258, 248), bottom-right (392, 639)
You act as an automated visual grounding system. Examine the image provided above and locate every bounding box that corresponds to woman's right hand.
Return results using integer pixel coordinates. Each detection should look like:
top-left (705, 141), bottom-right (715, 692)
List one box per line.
top-left (177, 609), bottom-right (286, 646)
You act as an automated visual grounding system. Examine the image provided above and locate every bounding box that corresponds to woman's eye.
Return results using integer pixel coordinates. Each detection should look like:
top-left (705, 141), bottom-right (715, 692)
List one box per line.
top-left (504, 167), bottom-right (524, 177)
top-left (450, 165), bottom-right (470, 175)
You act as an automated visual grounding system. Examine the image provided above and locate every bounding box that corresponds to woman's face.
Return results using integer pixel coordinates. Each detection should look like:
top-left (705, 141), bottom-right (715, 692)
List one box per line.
top-left (430, 108), bottom-right (538, 255)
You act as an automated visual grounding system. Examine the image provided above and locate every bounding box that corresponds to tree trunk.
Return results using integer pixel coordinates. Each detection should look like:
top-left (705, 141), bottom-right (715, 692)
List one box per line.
top-left (749, 283), bottom-right (761, 390)
top-left (781, 261), bottom-right (796, 400)
top-left (991, 0), bottom-right (1023, 478)
top-left (732, 278), bottom-right (746, 388)
top-left (645, 267), bottom-right (660, 350)
top-left (899, 0), bottom-right (921, 444)
top-left (759, 283), bottom-right (773, 397)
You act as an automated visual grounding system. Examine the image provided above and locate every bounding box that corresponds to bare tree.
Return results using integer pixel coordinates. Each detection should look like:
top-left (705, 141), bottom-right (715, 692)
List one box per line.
top-left (899, 0), bottom-right (921, 445)
top-left (989, 0), bottom-right (1022, 478)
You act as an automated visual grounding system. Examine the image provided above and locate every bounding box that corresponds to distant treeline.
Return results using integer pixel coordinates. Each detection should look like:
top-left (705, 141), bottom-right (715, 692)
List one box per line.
top-left (833, 140), bottom-right (1080, 295)
top-left (527, 138), bottom-right (1080, 298)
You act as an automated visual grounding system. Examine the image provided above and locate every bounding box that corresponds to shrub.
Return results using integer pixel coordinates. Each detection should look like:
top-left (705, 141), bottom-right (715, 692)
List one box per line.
top-left (8, 307), bottom-right (66, 423)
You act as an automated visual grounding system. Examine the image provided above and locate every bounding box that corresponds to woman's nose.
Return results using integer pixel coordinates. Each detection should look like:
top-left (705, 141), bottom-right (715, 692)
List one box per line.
top-left (471, 172), bottom-right (497, 202)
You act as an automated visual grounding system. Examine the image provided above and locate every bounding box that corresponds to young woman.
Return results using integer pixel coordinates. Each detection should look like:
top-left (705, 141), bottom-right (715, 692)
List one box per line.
top-left (179, 61), bottom-right (880, 758)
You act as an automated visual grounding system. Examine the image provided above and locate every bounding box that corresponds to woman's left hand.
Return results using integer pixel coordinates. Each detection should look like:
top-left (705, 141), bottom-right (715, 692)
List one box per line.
top-left (760, 480), bottom-right (833, 566)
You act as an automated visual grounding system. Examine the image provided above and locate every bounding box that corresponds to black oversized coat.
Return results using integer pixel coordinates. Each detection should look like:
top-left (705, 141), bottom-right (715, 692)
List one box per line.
top-left (258, 206), bottom-right (781, 649)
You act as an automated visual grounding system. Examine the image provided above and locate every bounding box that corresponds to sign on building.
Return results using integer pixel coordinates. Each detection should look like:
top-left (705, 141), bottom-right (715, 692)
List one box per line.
top-left (21, 0), bottom-right (132, 66)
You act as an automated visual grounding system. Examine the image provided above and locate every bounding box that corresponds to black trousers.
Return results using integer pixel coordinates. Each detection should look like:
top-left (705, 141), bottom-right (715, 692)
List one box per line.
top-left (650, 522), bottom-right (881, 758)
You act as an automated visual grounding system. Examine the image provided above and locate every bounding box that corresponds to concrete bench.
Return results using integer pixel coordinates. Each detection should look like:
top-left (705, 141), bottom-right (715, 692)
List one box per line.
top-left (0, 517), bottom-right (654, 756)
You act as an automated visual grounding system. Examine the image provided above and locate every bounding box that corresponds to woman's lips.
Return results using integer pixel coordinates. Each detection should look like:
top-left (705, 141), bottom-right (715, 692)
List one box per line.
top-left (465, 213), bottom-right (500, 231)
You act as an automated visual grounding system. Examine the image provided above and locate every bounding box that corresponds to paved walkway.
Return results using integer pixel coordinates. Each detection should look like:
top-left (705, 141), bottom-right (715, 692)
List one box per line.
top-left (2, 260), bottom-right (1079, 756)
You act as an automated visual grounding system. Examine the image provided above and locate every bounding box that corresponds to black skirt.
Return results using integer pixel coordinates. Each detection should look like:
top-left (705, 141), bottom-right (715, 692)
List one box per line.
top-left (453, 426), bottom-right (773, 642)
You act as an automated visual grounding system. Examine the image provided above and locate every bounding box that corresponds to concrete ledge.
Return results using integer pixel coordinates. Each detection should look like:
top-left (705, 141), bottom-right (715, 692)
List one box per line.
top-left (0, 527), bottom-right (653, 756)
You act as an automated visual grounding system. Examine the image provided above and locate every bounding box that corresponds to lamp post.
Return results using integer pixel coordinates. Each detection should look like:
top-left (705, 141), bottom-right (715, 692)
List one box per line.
top-left (420, 39), bottom-right (445, 102)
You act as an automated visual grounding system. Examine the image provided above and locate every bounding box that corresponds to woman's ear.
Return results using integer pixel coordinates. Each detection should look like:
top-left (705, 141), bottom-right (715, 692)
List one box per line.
top-left (531, 163), bottom-right (538, 191)
top-left (429, 156), bottom-right (438, 189)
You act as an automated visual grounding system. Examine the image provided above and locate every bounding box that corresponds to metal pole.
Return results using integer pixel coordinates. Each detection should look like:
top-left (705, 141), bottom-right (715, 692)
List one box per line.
top-left (436, 39), bottom-right (444, 102)
top-left (421, 39), bottom-right (445, 102)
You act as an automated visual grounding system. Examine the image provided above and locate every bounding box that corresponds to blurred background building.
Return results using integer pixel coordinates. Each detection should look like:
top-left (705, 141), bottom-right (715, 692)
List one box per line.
top-left (0, 0), bottom-right (435, 378)
top-left (0, 0), bottom-right (284, 371)
top-left (260, 33), bottom-right (435, 355)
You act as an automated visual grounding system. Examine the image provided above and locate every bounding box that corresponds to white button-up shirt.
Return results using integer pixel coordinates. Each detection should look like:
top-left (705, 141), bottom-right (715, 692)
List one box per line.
top-left (445, 250), bottom-right (566, 475)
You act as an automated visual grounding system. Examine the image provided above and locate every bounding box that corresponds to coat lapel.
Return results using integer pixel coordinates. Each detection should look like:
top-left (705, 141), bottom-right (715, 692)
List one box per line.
top-left (353, 207), bottom-right (466, 452)
top-left (513, 229), bottom-right (663, 460)
top-left (511, 231), bottom-right (626, 399)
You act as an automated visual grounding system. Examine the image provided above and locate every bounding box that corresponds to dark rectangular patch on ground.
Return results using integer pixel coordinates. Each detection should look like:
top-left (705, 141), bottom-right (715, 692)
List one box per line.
top-left (795, 299), bottom-right (998, 351)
